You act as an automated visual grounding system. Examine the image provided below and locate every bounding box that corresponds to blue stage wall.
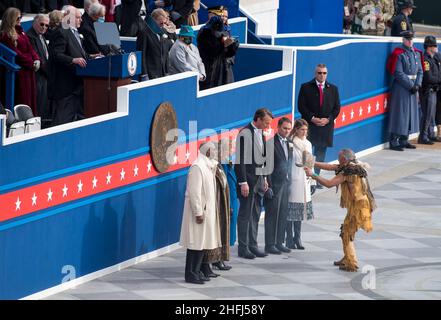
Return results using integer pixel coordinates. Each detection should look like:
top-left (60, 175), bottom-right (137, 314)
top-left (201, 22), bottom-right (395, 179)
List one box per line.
top-left (292, 39), bottom-right (424, 161)
top-left (277, 0), bottom-right (343, 34)
top-left (0, 45), bottom-right (293, 298)
top-left (234, 47), bottom-right (283, 81)
top-left (273, 35), bottom-right (368, 47)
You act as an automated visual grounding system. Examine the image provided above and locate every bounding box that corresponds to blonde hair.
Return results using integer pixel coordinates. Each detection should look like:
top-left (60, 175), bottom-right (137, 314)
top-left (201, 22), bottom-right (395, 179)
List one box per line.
top-left (0, 7), bottom-right (21, 47)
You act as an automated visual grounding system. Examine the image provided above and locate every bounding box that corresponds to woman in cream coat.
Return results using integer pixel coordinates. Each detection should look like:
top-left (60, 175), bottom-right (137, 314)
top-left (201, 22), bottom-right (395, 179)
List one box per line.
top-left (180, 142), bottom-right (222, 284)
top-left (286, 119), bottom-right (315, 250)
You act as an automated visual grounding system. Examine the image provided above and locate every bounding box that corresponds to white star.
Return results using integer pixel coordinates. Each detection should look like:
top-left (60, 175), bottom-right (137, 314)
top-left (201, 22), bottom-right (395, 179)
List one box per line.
top-left (376, 101), bottom-right (380, 111)
top-left (47, 188), bottom-right (53, 201)
top-left (367, 104), bottom-right (372, 114)
top-left (133, 164), bottom-right (139, 177)
top-left (106, 172), bottom-right (112, 184)
top-left (147, 161), bottom-right (152, 173)
top-left (15, 197), bottom-right (21, 211)
top-left (359, 106), bottom-right (363, 117)
top-left (31, 193), bottom-right (37, 206)
top-left (334, 118), bottom-right (336, 124)
top-left (77, 180), bottom-right (83, 193)
top-left (341, 112), bottom-right (346, 122)
top-left (62, 184), bottom-right (68, 197)
top-left (384, 98), bottom-right (388, 109)
top-left (173, 154), bottom-right (178, 164)
top-left (350, 109), bottom-right (355, 119)
top-left (120, 168), bottom-right (126, 180)
top-left (92, 176), bottom-right (98, 189)
top-left (185, 151), bottom-right (191, 162)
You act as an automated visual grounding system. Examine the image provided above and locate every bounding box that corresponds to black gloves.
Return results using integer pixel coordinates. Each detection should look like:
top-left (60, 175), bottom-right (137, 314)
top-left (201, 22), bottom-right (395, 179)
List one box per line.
top-left (410, 85), bottom-right (419, 94)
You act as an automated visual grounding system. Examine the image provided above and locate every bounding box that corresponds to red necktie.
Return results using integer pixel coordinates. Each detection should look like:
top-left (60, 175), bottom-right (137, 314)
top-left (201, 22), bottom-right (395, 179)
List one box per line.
top-left (318, 83), bottom-right (323, 107)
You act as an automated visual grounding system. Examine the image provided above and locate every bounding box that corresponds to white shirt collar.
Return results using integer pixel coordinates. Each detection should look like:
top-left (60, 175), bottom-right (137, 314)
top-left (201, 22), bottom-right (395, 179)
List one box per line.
top-left (277, 134), bottom-right (287, 142)
top-left (316, 79), bottom-right (325, 88)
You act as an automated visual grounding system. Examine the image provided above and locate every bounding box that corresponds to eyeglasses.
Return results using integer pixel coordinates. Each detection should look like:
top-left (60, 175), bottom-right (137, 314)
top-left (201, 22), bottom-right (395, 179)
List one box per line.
top-left (317, 72), bottom-right (327, 75)
top-left (40, 23), bottom-right (49, 28)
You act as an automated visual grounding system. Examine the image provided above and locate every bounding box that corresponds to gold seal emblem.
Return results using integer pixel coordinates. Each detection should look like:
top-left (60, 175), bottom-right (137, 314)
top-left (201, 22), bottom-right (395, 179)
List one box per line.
top-left (150, 102), bottom-right (179, 173)
top-left (401, 20), bottom-right (407, 31)
top-left (424, 61), bottom-right (430, 71)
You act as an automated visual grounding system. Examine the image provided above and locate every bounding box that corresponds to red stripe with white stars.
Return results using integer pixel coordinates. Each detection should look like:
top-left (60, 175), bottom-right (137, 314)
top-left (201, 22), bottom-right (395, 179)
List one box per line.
top-left (0, 116), bottom-right (288, 223)
top-left (2, 91), bottom-right (390, 225)
top-left (334, 93), bottom-right (389, 128)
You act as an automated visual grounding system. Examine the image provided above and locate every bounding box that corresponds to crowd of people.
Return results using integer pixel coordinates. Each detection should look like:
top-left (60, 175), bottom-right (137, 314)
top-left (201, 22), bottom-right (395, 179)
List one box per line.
top-left (0, 1), bottom-right (239, 129)
top-left (179, 45), bottom-right (441, 283)
top-left (344, 0), bottom-right (416, 36)
top-left (179, 63), bottom-right (379, 284)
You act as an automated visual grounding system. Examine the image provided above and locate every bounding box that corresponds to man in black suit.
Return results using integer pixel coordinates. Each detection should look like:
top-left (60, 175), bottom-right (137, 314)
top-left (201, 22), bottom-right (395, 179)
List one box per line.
top-left (48, 6), bottom-right (88, 126)
top-left (298, 64), bottom-right (341, 188)
top-left (264, 117), bottom-right (293, 255)
top-left (136, 8), bottom-right (174, 80)
top-left (79, 1), bottom-right (110, 56)
top-left (27, 14), bottom-right (51, 126)
top-left (235, 108), bottom-right (273, 259)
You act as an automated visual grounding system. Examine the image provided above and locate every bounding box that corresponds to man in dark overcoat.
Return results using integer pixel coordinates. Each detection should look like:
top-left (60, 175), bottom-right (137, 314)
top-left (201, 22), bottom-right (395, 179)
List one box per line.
top-left (48, 6), bottom-right (88, 125)
top-left (136, 8), bottom-right (175, 80)
top-left (27, 14), bottom-right (51, 126)
top-left (298, 64), bottom-right (341, 183)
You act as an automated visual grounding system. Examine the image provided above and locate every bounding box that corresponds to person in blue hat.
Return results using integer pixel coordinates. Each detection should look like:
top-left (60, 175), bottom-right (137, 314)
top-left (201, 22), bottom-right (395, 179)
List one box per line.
top-left (169, 25), bottom-right (206, 82)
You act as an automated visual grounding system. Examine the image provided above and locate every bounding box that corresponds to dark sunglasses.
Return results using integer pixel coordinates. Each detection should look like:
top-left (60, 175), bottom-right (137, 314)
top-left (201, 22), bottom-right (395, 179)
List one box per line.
top-left (16, 15), bottom-right (22, 21)
top-left (317, 72), bottom-right (327, 75)
top-left (40, 23), bottom-right (49, 28)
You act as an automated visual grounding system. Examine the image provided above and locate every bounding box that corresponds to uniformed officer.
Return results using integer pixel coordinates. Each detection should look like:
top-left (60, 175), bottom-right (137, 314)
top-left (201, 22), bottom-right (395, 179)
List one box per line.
top-left (387, 30), bottom-right (423, 151)
top-left (419, 36), bottom-right (441, 144)
top-left (391, 0), bottom-right (416, 37)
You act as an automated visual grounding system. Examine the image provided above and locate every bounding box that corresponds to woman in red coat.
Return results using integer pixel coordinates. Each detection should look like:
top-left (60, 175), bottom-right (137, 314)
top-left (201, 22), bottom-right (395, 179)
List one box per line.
top-left (0, 7), bottom-right (40, 115)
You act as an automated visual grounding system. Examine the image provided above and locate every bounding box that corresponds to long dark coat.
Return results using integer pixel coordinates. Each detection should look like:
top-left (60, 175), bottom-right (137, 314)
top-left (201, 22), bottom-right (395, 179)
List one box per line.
top-left (120, 0), bottom-right (144, 37)
top-left (388, 45), bottom-right (422, 136)
top-left (298, 79), bottom-right (341, 147)
top-left (0, 25), bottom-right (39, 115)
top-left (48, 27), bottom-right (87, 100)
top-left (136, 19), bottom-right (174, 79)
top-left (197, 23), bottom-right (239, 90)
top-left (26, 27), bottom-right (50, 119)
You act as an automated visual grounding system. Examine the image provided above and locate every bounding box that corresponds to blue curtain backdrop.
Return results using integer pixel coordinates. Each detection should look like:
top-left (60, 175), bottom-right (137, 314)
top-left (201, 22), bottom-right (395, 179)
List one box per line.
top-left (277, 0), bottom-right (343, 34)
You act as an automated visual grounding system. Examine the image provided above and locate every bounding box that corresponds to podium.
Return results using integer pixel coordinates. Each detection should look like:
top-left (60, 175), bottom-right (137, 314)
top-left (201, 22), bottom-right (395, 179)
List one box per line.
top-left (76, 52), bottom-right (142, 118)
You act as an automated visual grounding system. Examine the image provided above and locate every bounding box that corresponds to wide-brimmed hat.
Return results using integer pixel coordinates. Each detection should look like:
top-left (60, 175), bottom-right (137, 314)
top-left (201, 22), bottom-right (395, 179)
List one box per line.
top-left (400, 30), bottom-right (415, 40)
top-left (399, 0), bottom-right (417, 9)
top-left (178, 25), bottom-right (195, 38)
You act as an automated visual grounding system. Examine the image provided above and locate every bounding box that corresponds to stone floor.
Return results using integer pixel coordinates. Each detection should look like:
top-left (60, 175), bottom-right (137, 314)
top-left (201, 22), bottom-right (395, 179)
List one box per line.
top-left (44, 146), bottom-right (441, 300)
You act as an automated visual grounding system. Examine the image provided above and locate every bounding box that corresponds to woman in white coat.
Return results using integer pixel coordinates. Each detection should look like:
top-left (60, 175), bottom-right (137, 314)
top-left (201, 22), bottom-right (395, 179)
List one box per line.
top-left (180, 142), bottom-right (222, 284)
top-left (286, 119), bottom-right (315, 250)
